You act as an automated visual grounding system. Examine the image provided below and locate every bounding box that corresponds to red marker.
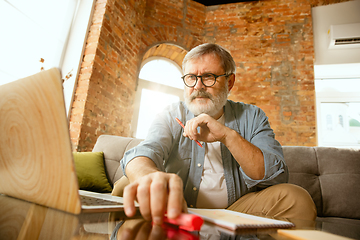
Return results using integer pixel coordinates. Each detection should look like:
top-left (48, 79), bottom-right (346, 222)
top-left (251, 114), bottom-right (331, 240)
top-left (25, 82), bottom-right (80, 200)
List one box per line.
top-left (175, 118), bottom-right (203, 148)
top-left (163, 213), bottom-right (204, 232)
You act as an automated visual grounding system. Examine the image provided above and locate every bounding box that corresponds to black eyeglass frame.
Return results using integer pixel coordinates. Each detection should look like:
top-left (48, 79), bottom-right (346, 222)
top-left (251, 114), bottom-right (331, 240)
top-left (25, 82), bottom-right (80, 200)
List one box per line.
top-left (181, 73), bottom-right (230, 88)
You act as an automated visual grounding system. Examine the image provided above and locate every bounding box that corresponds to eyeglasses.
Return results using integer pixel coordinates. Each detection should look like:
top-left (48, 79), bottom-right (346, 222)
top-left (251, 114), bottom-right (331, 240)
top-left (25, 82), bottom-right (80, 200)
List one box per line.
top-left (181, 73), bottom-right (229, 88)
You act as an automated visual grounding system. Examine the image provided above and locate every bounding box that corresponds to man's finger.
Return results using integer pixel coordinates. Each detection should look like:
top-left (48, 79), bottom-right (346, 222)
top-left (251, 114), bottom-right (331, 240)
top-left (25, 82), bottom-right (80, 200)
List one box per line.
top-left (166, 174), bottom-right (184, 219)
top-left (137, 177), bottom-right (152, 221)
top-left (123, 183), bottom-right (138, 217)
top-left (150, 172), bottom-right (169, 225)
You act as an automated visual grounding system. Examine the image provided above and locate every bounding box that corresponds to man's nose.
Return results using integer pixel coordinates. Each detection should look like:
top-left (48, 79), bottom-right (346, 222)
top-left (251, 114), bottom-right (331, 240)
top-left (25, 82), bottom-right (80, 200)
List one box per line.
top-left (194, 76), bottom-right (205, 90)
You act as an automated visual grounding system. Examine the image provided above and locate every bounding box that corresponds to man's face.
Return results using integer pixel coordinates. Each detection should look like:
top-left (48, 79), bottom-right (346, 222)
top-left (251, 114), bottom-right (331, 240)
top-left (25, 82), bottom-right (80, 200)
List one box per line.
top-left (183, 54), bottom-right (230, 119)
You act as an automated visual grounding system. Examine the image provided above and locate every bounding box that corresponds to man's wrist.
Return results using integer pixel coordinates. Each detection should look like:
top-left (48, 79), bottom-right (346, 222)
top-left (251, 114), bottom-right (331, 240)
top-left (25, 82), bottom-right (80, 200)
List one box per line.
top-left (220, 127), bottom-right (239, 147)
top-left (126, 157), bottom-right (159, 182)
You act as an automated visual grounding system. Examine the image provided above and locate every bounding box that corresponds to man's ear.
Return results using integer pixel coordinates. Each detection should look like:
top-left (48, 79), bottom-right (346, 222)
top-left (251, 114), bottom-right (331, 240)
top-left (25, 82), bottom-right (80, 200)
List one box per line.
top-left (228, 73), bottom-right (235, 91)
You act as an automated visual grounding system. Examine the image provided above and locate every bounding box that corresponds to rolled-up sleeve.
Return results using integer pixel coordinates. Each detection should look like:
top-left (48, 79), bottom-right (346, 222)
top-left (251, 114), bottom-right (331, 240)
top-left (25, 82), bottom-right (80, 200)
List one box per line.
top-left (121, 143), bottom-right (166, 175)
top-left (235, 105), bottom-right (288, 189)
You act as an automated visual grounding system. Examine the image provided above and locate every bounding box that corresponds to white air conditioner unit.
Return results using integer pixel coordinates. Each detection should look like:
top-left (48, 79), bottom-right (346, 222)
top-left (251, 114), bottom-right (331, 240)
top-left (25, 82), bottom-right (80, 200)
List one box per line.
top-left (328, 22), bottom-right (360, 49)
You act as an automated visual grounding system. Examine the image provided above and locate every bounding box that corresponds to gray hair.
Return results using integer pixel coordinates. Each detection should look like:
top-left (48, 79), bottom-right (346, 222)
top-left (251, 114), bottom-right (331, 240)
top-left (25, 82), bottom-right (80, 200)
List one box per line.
top-left (182, 43), bottom-right (236, 75)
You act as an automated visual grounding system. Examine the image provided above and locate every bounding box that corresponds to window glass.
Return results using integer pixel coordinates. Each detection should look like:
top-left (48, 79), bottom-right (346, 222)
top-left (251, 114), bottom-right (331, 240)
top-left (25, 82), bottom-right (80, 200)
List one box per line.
top-left (319, 102), bottom-right (360, 146)
top-left (139, 59), bottom-right (184, 89)
top-left (136, 89), bottom-right (180, 139)
top-left (315, 64), bottom-right (360, 147)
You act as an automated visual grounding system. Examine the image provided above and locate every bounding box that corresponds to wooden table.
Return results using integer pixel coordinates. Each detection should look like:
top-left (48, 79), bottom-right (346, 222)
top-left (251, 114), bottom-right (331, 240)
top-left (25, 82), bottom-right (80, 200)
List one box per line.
top-left (0, 194), bottom-right (358, 240)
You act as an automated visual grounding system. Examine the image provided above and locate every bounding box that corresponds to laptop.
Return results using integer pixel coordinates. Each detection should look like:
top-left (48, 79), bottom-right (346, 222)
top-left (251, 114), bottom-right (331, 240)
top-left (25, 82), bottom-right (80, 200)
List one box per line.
top-left (0, 68), bottom-right (136, 214)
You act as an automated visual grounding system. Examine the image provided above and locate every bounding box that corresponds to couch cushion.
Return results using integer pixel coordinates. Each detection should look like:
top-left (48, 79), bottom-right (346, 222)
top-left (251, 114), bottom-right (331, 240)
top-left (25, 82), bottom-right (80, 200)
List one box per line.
top-left (73, 152), bottom-right (113, 193)
top-left (283, 146), bottom-right (360, 219)
top-left (92, 135), bottom-right (143, 185)
top-left (282, 146), bottom-right (323, 216)
top-left (316, 147), bottom-right (360, 219)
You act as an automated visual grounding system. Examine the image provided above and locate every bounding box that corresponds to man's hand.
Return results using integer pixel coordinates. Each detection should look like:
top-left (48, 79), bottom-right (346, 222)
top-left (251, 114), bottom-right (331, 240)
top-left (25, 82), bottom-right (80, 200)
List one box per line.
top-left (123, 169), bottom-right (187, 225)
top-left (183, 113), bottom-right (265, 180)
top-left (182, 113), bottom-right (229, 143)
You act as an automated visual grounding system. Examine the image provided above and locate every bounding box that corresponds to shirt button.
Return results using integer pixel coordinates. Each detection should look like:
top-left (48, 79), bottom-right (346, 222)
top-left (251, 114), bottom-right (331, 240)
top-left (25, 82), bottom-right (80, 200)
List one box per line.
top-left (193, 187), bottom-right (197, 191)
top-left (197, 163), bottom-right (201, 167)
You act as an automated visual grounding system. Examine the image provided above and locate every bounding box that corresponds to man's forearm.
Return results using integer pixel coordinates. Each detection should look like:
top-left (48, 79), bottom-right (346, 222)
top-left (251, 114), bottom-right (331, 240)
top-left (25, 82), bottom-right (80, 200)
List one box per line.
top-left (125, 156), bottom-right (160, 182)
top-left (221, 128), bottom-right (265, 180)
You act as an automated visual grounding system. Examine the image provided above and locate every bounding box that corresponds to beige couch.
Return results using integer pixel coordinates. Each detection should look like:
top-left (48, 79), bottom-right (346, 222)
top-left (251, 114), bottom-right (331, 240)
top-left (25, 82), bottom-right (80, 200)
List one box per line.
top-left (93, 135), bottom-right (360, 238)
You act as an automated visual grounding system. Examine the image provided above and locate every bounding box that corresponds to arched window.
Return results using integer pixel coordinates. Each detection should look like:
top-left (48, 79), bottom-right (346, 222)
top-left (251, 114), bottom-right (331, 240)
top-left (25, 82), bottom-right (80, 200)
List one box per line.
top-left (133, 58), bottom-right (184, 139)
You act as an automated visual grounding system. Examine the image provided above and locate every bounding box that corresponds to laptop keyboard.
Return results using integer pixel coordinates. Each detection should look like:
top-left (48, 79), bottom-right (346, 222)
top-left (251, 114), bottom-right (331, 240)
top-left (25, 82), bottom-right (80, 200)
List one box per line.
top-left (80, 195), bottom-right (122, 206)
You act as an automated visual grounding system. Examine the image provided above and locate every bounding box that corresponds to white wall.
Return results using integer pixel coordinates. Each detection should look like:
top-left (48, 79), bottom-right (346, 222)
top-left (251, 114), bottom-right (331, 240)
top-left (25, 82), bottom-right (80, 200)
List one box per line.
top-left (312, 0), bottom-right (360, 65)
top-left (0, 0), bottom-right (95, 117)
top-left (0, 0), bottom-right (76, 85)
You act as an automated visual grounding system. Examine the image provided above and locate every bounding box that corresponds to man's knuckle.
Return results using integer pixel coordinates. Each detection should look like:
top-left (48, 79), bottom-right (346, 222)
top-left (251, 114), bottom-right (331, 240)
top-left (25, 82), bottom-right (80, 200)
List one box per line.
top-left (170, 173), bottom-right (182, 182)
top-left (151, 181), bottom-right (166, 191)
top-left (137, 184), bottom-right (149, 195)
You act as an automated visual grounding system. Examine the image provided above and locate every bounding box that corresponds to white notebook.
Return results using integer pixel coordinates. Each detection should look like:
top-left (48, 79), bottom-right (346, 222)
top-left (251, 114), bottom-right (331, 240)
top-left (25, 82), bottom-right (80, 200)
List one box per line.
top-left (189, 208), bottom-right (295, 230)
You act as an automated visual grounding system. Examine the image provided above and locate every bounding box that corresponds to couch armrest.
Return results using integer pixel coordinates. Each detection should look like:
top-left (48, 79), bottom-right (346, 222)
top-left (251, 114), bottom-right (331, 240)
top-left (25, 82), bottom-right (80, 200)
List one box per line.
top-left (92, 135), bottom-right (143, 185)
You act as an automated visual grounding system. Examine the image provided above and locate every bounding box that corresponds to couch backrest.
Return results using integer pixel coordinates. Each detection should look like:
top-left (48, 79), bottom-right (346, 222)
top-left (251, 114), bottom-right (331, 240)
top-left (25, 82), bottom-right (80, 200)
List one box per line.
top-left (93, 135), bottom-right (360, 219)
top-left (282, 146), bottom-right (360, 219)
top-left (92, 135), bottom-right (143, 185)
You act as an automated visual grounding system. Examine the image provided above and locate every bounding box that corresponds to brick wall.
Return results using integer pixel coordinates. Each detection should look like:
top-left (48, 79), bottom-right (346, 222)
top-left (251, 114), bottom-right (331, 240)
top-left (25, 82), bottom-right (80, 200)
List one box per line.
top-left (70, 0), bottom-right (147, 151)
top-left (70, 0), bottom-right (206, 151)
top-left (69, 0), bottom-right (351, 151)
top-left (204, 0), bottom-right (317, 146)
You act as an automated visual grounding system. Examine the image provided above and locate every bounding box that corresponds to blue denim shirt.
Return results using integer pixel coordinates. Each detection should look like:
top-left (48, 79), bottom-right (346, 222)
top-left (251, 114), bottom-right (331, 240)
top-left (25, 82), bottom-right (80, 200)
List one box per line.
top-left (121, 100), bottom-right (288, 208)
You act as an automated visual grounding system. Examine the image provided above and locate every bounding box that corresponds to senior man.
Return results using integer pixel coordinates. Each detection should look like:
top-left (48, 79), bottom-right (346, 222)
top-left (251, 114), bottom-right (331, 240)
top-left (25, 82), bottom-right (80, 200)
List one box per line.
top-left (114, 43), bottom-right (316, 225)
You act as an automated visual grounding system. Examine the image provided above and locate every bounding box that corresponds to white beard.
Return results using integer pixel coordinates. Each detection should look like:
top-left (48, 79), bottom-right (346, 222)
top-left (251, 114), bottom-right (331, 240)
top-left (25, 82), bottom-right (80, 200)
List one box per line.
top-left (184, 84), bottom-right (229, 117)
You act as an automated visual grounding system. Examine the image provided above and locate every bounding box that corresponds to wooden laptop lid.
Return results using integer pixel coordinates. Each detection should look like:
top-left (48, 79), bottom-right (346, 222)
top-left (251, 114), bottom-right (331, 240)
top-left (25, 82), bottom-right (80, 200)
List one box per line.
top-left (0, 68), bottom-right (81, 214)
